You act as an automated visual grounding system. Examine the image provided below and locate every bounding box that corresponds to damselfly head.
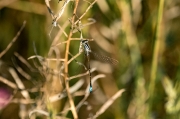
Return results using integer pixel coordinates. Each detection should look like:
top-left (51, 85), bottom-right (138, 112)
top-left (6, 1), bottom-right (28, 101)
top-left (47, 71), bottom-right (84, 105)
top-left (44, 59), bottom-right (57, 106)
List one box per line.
top-left (81, 39), bottom-right (89, 44)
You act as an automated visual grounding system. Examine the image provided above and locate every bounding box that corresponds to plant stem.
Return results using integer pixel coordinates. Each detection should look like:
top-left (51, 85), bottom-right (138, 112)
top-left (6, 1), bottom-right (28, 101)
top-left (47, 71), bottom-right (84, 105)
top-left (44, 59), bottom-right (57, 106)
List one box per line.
top-left (64, 0), bottom-right (79, 118)
top-left (149, 0), bottom-right (164, 113)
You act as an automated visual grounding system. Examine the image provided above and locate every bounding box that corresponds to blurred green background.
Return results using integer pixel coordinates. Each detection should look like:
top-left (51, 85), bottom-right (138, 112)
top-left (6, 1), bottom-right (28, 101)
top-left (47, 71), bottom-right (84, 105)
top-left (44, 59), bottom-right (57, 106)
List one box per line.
top-left (1, 0), bottom-right (180, 119)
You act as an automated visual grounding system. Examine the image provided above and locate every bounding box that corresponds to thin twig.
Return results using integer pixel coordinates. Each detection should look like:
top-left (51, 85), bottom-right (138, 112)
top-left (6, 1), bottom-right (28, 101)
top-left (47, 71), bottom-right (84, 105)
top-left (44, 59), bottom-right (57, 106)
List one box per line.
top-left (53, 0), bottom-right (71, 25)
top-left (53, 41), bottom-right (68, 47)
top-left (72, 90), bottom-right (86, 96)
top-left (12, 57), bottom-right (31, 80)
top-left (11, 98), bottom-right (35, 104)
top-left (58, 24), bottom-right (68, 37)
top-left (0, 76), bottom-right (17, 89)
top-left (74, 0), bottom-right (97, 25)
top-left (48, 20), bottom-right (69, 58)
top-left (76, 74), bottom-right (105, 111)
top-left (0, 21), bottom-right (26, 58)
top-left (64, 0), bottom-right (79, 118)
top-left (54, 38), bottom-right (94, 47)
top-left (57, 107), bottom-right (72, 117)
top-left (29, 109), bottom-right (49, 117)
top-left (70, 38), bottom-right (94, 41)
top-left (46, 58), bottom-right (65, 62)
top-left (9, 67), bottom-right (30, 99)
top-left (51, 20), bottom-right (69, 46)
top-left (67, 52), bottom-right (82, 64)
top-left (28, 55), bottom-right (45, 61)
top-left (49, 79), bottom-right (84, 102)
top-left (92, 89), bottom-right (125, 119)
top-left (68, 68), bottom-right (96, 81)
top-left (73, 18), bottom-right (96, 33)
top-left (68, 52), bottom-right (87, 70)
top-left (14, 52), bottom-right (35, 71)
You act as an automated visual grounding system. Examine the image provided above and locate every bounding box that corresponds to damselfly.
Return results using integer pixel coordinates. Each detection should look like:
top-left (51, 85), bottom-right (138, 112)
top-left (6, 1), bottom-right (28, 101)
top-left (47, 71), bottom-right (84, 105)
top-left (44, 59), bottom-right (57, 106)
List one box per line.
top-left (80, 39), bottom-right (118, 93)
top-left (80, 39), bottom-right (93, 92)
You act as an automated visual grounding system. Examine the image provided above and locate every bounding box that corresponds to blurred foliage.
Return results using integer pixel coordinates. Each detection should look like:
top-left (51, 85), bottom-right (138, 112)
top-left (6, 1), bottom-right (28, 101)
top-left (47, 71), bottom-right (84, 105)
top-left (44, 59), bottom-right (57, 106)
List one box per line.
top-left (0, 0), bottom-right (180, 119)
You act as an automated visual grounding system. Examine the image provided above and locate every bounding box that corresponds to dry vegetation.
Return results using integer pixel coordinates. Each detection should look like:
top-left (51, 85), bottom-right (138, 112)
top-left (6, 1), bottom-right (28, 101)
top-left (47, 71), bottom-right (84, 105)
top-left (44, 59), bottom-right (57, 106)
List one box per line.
top-left (0, 0), bottom-right (180, 119)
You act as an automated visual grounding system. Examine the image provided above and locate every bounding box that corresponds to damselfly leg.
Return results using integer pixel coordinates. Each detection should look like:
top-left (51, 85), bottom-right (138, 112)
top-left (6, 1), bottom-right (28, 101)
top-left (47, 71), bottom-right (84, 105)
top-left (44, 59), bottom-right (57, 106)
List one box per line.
top-left (68, 52), bottom-right (87, 70)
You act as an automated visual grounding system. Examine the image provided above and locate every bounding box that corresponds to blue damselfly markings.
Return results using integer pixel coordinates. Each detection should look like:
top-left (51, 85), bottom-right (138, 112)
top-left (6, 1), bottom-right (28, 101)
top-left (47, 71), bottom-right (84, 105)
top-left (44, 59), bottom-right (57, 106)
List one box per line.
top-left (80, 39), bottom-right (118, 93)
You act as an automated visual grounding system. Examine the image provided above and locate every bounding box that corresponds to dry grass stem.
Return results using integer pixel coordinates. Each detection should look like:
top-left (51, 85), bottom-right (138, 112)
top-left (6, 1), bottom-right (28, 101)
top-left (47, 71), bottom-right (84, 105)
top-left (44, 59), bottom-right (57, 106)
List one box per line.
top-left (54, 0), bottom-right (71, 25)
top-left (0, 76), bottom-right (17, 89)
top-left (54, 38), bottom-right (94, 47)
top-left (0, 21), bottom-right (26, 58)
top-left (9, 67), bottom-right (30, 99)
top-left (92, 89), bottom-right (125, 119)
top-left (29, 109), bottom-right (49, 117)
top-left (14, 52), bottom-right (34, 71)
top-left (74, 0), bottom-right (97, 25)
top-left (68, 68), bottom-right (96, 81)
top-left (51, 20), bottom-right (69, 46)
top-left (67, 52), bottom-right (82, 64)
top-left (53, 41), bottom-right (68, 47)
top-left (76, 74), bottom-right (105, 111)
top-left (63, 1), bottom-right (80, 117)
top-left (46, 58), bottom-right (65, 62)
top-left (49, 79), bottom-right (84, 102)
top-left (72, 18), bottom-right (96, 33)
top-left (11, 98), bottom-right (35, 104)
top-left (58, 24), bottom-right (68, 37)
top-left (12, 58), bottom-right (31, 80)
top-left (70, 38), bottom-right (94, 41)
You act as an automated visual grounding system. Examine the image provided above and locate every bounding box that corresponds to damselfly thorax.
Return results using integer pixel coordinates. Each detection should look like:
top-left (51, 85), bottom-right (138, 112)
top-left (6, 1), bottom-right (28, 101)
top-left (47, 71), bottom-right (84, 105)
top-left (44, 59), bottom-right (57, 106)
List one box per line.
top-left (79, 39), bottom-right (91, 56)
